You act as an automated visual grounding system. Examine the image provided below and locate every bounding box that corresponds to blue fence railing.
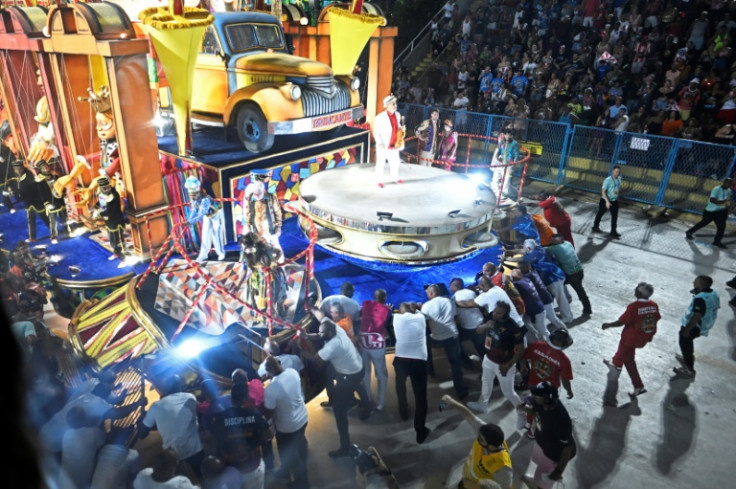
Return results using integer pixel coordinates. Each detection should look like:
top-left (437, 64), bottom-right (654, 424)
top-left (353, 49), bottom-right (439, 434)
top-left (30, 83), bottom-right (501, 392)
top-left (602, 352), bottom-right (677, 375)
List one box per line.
top-left (399, 103), bottom-right (736, 216)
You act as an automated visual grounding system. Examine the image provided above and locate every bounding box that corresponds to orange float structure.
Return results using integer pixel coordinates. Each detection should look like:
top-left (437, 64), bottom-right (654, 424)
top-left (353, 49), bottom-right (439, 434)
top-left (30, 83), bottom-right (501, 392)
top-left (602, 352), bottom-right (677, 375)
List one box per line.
top-left (38, 2), bottom-right (169, 255)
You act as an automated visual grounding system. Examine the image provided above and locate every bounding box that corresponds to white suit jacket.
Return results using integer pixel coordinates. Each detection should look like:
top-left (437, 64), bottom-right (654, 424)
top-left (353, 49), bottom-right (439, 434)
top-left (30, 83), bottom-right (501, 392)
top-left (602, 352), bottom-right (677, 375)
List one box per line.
top-left (373, 109), bottom-right (403, 150)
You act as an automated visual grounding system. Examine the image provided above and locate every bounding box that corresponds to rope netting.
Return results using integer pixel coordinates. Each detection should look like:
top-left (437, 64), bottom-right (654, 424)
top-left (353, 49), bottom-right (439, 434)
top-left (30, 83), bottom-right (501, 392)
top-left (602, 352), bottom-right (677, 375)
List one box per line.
top-left (401, 133), bottom-right (532, 201)
top-left (136, 198), bottom-right (319, 340)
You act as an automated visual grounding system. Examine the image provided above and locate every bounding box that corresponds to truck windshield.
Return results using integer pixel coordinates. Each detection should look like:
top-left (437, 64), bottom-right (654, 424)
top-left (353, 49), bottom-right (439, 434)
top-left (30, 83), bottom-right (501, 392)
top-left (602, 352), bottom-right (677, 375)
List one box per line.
top-left (225, 23), bottom-right (284, 53)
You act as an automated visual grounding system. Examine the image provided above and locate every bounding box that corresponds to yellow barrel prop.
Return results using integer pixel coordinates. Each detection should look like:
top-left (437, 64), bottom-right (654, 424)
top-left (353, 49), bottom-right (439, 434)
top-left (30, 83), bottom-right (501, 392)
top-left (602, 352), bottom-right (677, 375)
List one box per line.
top-left (327, 7), bottom-right (386, 76)
top-left (138, 4), bottom-right (213, 155)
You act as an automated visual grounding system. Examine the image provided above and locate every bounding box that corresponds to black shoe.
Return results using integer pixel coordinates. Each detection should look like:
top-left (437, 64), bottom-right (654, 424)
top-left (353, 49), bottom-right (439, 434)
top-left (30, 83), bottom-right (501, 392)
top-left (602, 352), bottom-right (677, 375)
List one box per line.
top-left (458, 390), bottom-right (470, 401)
top-left (727, 279), bottom-right (736, 289)
top-left (416, 427), bottom-right (431, 444)
top-left (609, 232), bottom-right (621, 238)
top-left (328, 448), bottom-right (351, 458)
top-left (592, 226), bottom-right (602, 233)
top-left (714, 242), bottom-right (728, 249)
top-left (685, 233), bottom-right (694, 240)
top-left (359, 408), bottom-right (372, 420)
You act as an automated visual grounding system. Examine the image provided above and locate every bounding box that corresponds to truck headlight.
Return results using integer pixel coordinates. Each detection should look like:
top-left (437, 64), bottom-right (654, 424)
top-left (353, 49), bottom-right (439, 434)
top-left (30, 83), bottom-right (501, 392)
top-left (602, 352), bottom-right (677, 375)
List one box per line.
top-left (350, 77), bottom-right (360, 91)
top-left (289, 85), bottom-right (302, 101)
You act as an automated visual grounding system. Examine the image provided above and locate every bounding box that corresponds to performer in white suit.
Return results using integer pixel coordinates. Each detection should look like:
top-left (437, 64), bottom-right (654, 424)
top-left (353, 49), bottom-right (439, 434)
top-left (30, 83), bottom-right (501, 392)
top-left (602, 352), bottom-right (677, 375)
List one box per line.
top-left (185, 176), bottom-right (226, 262)
top-left (373, 95), bottom-right (405, 188)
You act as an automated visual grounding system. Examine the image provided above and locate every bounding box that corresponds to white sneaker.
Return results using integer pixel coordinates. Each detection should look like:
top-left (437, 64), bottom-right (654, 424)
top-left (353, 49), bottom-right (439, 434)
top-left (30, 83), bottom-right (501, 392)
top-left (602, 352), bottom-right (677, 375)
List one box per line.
top-left (50, 238), bottom-right (58, 245)
top-left (217, 254), bottom-right (225, 260)
top-left (467, 401), bottom-right (490, 414)
top-left (108, 254), bottom-right (117, 261)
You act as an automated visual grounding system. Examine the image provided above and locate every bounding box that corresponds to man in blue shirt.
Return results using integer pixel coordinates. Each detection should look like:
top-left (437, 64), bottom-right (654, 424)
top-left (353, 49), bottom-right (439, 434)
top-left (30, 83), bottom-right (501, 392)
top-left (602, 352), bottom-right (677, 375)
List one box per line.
top-left (545, 234), bottom-right (592, 316)
top-left (685, 177), bottom-right (733, 249)
top-left (674, 276), bottom-right (720, 378)
top-left (592, 165), bottom-right (622, 238)
top-left (509, 71), bottom-right (529, 98)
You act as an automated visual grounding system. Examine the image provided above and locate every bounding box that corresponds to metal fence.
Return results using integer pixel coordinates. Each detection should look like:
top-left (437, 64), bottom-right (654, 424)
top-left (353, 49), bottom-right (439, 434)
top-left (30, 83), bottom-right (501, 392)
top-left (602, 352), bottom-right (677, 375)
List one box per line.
top-left (400, 103), bottom-right (736, 215)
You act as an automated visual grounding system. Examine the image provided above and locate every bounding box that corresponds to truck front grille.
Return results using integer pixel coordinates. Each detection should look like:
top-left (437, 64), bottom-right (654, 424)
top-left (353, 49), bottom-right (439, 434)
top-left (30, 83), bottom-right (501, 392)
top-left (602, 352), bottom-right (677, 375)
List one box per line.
top-left (301, 82), bottom-right (352, 117)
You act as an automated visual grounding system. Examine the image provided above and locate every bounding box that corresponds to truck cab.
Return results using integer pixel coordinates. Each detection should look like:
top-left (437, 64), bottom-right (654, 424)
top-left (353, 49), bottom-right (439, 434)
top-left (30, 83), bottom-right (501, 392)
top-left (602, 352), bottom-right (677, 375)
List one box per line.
top-left (190, 12), bottom-right (363, 153)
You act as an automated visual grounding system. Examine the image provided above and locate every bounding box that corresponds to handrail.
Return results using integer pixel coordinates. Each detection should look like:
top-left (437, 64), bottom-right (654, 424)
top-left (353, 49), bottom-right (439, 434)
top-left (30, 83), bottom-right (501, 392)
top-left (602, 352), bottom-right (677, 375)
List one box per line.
top-left (393, 7), bottom-right (446, 69)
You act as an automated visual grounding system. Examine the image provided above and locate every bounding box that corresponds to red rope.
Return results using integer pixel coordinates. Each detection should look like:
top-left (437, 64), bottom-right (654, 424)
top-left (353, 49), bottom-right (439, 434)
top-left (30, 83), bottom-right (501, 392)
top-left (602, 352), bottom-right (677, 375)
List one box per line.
top-left (171, 276), bottom-right (213, 342)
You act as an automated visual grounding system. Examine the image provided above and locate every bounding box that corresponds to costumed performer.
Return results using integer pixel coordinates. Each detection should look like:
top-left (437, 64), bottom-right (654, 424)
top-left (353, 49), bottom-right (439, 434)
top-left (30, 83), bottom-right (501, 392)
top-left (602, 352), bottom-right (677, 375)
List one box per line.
top-left (243, 173), bottom-right (283, 261)
top-left (27, 70), bottom-right (60, 166)
top-left (238, 232), bottom-right (286, 316)
top-left (185, 176), bottom-right (226, 262)
top-left (490, 130), bottom-right (519, 205)
top-left (373, 94), bottom-right (405, 187)
top-left (93, 177), bottom-right (127, 261)
top-left (414, 108), bottom-right (441, 166)
top-left (437, 118), bottom-right (457, 170)
top-left (34, 159), bottom-right (69, 245)
top-left (1, 121), bottom-right (19, 211)
top-left (13, 159), bottom-right (50, 243)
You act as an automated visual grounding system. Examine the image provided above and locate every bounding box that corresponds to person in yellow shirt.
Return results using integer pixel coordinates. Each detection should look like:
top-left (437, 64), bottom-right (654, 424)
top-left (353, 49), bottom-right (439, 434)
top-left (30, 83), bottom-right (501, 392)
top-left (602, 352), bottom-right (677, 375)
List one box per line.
top-left (441, 394), bottom-right (513, 489)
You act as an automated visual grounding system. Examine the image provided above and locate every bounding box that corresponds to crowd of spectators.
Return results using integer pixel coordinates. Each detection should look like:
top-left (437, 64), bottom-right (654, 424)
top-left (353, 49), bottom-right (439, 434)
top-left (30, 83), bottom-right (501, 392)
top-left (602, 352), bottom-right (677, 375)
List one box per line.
top-left (394, 0), bottom-right (736, 144)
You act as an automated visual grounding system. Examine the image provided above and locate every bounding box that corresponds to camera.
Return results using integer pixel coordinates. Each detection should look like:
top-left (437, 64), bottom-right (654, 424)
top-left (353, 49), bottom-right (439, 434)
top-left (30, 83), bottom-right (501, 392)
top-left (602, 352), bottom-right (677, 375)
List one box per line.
top-left (350, 444), bottom-right (377, 474)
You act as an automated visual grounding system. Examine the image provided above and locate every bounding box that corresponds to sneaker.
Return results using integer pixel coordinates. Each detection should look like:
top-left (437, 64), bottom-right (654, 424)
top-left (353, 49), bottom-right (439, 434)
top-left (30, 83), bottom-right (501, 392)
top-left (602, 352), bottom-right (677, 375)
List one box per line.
top-left (713, 242), bottom-right (728, 249)
top-left (328, 448), bottom-right (351, 458)
top-left (685, 233), bottom-right (694, 240)
top-left (591, 227), bottom-right (602, 233)
top-left (217, 254), bottom-right (225, 260)
top-left (726, 279), bottom-right (736, 289)
top-left (50, 238), bottom-right (58, 244)
top-left (609, 232), bottom-right (622, 238)
top-left (467, 401), bottom-right (490, 414)
top-left (108, 254), bottom-right (117, 261)
top-left (629, 387), bottom-right (647, 397)
top-left (672, 366), bottom-right (696, 378)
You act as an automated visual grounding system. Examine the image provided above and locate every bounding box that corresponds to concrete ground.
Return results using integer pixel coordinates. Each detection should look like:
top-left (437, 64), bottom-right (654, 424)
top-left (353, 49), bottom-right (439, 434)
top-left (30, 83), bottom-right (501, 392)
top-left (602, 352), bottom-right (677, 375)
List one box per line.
top-left (259, 185), bottom-right (736, 489)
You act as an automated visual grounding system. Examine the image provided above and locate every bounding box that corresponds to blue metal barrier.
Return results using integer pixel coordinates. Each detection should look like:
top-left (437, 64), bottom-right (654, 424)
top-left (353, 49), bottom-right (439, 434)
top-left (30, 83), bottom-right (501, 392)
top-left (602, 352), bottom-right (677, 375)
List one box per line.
top-left (399, 103), bottom-right (736, 216)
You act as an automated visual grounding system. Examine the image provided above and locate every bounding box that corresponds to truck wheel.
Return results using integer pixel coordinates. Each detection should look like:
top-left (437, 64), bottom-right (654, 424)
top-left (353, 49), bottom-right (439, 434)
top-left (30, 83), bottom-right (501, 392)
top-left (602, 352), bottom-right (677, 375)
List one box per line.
top-left (235, 104), bottom-right (274, 153)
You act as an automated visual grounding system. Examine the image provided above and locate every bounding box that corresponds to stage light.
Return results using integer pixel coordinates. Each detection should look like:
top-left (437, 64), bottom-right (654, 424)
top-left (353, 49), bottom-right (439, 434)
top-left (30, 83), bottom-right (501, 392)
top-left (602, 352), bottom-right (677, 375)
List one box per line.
top-left (450, 178), bottom-right (477, 197)
top-left (173, 338), bottom-right (209, 359)
top-left (469, 173), bottom-right (486, 185)
top-left (376, 211), bottom-right (393, 220)
top-left (447, 209), bottom-right (461, 218)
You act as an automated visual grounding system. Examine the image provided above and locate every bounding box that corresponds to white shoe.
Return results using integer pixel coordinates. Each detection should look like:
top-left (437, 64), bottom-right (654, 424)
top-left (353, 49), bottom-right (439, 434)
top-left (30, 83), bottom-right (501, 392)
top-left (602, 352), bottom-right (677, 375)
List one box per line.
top-left (217, 254), bottom-right (225, 261)
top-left (108, 254), bottom-right (117, 261)
top-left (467, 401), bottom-right (490, 414)
top-left (50, 238), bottom-right (58, 245)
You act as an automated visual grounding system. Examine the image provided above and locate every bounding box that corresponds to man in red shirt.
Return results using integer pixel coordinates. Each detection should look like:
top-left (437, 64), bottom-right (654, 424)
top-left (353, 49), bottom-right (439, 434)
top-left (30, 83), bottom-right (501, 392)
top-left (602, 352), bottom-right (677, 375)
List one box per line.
top-left (535, 191), bottom-right (574, 246)
top-left (522, 329), bottom-right (574, 399)
top-left (602, 282), bottom-right (661, 397)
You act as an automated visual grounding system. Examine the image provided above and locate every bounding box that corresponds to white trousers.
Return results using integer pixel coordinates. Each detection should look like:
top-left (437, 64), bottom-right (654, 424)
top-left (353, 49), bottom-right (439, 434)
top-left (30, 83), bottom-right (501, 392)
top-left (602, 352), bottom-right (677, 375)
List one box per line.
top-left (544, 303), bottom-right (567, 330)
top-left (375, 148), bottom-right (401, 182)
top-left (361, 347), bottom-right (388, 409)
top-left (524, 312), bottom-right (549, 342)
top-left (196, 211), bottom-right (226, 262)
top-left (241, 459), bottom-right (265, 489)
top-left (547, 280), bottom-right (573, 323)
top-left (480, 356), bottom-right (521, 407)
top-left (491, 164), bottom-right (511, 200)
